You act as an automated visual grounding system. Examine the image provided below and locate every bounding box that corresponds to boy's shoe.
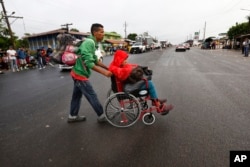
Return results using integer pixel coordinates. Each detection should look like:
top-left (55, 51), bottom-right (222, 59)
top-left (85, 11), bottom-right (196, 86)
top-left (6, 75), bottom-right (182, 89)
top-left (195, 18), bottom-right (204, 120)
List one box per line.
top-left (152, 98), bottom-right (167, 106)
top-left (97, 113), bottom-right (107, 123)
top-left (161, 104), bottom-right (174, 115)
top-left (67, 115), bottom-right (86, 123)
top-left (158, 98), bottom-right (167, 104)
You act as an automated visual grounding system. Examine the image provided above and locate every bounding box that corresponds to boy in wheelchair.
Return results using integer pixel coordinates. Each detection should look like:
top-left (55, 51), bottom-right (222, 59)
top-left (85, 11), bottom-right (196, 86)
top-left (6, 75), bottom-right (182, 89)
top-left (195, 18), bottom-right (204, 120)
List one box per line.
top-left (109, 50), bottom-right (173, 115)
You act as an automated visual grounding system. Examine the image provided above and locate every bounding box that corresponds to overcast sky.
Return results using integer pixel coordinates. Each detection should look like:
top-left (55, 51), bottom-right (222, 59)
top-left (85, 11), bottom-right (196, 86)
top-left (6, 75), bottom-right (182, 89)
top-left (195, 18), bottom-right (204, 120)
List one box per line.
top-left (3, 0), bottom-right (250, 44)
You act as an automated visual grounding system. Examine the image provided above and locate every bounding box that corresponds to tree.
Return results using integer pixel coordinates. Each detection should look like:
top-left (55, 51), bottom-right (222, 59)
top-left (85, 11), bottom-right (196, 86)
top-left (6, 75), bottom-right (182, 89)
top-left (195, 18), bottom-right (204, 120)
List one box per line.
top-left (70, 28), bottom-right (79, 32)
top-left (247, 15), bottom-right (250, 25)
top-left (227, 14), bottom-right (250, 39)
top-left (227, 22), bottom-right (249, 39)
top-left (127, 33), bottom-right (137, 40)
top-left (0, 17), bottom-right (12, 49)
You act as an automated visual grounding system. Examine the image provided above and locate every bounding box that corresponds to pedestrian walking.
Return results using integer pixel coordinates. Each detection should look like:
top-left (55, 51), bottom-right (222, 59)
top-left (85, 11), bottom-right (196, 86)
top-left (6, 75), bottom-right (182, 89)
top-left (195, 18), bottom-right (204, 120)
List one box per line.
top-left (68, 23), bottom-right (112, 123)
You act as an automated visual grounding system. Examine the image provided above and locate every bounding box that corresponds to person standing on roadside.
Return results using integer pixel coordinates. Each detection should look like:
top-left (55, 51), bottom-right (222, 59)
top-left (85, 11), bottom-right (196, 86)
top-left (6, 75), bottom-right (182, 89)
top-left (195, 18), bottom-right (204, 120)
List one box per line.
top-left (244, 38), bottom-right (249, 57)
top-left (17, 47), bottom-right (28, 70)
top-left (242, 40), bottom-right (245, 55)
top-left (68, 23), bottom-right (112, 123)
top-left (36, 48), bottom-right (45, 70)
top-left (6, 46), bottom-right (19, 72)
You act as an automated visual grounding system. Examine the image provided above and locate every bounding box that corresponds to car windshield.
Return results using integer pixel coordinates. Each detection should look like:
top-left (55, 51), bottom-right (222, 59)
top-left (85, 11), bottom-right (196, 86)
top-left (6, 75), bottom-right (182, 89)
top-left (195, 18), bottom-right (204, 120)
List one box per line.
top-left (133, 43), bottom-right (142, 46)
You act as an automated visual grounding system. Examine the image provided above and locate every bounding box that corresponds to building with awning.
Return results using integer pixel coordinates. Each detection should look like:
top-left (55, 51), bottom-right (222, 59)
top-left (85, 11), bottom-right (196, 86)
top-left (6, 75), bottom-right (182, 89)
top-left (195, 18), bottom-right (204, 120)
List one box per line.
top-left (24, 29), bottom-right (90, 51)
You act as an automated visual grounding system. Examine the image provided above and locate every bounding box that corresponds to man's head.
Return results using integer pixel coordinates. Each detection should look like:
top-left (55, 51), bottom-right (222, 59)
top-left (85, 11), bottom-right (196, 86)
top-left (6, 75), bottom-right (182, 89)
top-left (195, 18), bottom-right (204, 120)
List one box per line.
top-left (91, 23), bottom-right (104, 42)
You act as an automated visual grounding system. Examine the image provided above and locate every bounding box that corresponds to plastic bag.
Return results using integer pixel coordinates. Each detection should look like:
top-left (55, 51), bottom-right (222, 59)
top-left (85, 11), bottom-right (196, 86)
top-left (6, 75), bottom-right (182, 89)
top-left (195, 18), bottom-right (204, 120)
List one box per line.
top-left (62, 52), bottom-right (79, 66)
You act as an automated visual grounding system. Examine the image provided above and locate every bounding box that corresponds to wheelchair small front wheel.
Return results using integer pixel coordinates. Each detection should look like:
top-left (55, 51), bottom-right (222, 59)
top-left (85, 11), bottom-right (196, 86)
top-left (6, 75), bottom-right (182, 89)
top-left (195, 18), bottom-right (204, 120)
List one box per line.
top-left (142, 113), bottom-right (155, 125)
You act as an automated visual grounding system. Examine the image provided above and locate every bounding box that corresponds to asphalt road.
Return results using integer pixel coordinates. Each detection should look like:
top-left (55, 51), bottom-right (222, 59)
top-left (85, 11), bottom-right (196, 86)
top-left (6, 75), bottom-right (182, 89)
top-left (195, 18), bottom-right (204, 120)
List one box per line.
top-left (1, 47), bottom-right (250, 167)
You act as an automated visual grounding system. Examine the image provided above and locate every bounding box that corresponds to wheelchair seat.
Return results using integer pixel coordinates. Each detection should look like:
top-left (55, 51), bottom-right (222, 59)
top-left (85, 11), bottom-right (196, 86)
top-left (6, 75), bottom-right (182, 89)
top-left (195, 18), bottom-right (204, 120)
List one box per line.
top-left (111, 76), bottom-right (149, 97)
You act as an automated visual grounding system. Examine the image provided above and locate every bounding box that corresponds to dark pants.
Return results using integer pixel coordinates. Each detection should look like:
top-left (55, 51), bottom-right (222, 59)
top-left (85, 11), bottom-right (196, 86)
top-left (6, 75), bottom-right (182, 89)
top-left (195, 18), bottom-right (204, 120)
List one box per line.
top-left (69, 79), bottom-right (103, 116)
top-left (244, 47), bottom-right (249, 57)
top-left (242, 46), bottom-right (245, 54)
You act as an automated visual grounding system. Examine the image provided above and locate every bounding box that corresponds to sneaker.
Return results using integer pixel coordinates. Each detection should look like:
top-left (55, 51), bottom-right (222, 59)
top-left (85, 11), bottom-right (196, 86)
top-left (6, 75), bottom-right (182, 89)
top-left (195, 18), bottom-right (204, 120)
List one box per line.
top-left (97, 113), bottom-right (107, 123)
top-left (161, 104), bottom-right (174, 115)
top-left (158, 98), bottom-right (167, 104)
top-left (67, 115), bottom-right (86, 123)
top-left (152, 98), bottom-right (167, 106)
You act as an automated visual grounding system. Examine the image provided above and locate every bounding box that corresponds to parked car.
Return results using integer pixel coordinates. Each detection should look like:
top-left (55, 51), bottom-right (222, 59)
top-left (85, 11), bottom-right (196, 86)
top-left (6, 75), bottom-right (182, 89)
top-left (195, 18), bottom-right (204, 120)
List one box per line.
top-left (175, 44), bottom-right (186, 52)
top-left (129, 42), bottom-right (146, 53)
top-left (59, 49), bottom-right (105, 71)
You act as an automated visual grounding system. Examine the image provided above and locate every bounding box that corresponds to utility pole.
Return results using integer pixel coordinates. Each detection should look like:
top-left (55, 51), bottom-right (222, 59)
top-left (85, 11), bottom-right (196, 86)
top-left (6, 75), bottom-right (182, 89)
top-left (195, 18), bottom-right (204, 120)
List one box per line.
top-left (61, 23), bottom-right (73, 33)
top-left (124, 21), bottom-right (127, 39)
top-left (1, 0), bottom-right (15, 48)
top-left (203, 21), bottom-right (206, 42)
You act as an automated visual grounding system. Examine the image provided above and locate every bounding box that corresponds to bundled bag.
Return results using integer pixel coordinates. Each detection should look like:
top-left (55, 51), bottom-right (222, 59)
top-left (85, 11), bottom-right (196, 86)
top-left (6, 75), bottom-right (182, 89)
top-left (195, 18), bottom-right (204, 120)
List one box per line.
top-left (51, 33), bottom-right (78, 65)
top-left (126, 66), bottom-right (153, 84)
top-left (126, 66), bottom-right (144, 84)
top-left (61, 52), bottom-right (79, 66)
top-left (65, 45), bottom-right (78, 53)
top-left (141, 66), bottom-right (153, 76)
top-left (123, 66), bottom-right (153, 93)
top-left (49, 51), bottom-right (62, 64)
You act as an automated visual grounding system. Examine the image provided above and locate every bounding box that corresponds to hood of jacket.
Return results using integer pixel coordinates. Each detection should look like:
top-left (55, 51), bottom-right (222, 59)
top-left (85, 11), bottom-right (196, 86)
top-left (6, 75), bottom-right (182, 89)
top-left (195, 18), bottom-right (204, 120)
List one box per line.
top-left (110, 50), bottom-right (128, 67)
top-left (109, 50), bottom-right (136, 81)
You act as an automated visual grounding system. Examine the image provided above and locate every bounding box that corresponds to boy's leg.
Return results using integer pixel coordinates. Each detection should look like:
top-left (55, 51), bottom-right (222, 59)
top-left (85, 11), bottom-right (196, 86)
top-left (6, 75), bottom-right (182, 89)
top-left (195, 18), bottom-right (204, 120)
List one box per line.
top-left (69, 81), bottom-right (83, 116)
top-left (140, 80), bottom-right (158, 99)
top-left (68, 80), bottom-right (86, 123)
top-left (77, 80), bottom-right (103, 117)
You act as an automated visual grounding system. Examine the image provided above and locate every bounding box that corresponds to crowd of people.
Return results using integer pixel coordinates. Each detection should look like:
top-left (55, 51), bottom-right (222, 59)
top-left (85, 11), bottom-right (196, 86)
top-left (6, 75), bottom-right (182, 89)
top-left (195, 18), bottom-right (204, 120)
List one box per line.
top-left (0, 46), bottom-right (54, 74)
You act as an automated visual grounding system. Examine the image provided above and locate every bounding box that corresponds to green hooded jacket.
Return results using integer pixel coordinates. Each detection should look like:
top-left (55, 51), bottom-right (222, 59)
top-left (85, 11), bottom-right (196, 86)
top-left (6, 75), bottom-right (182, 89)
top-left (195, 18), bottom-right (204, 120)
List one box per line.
top-left (72, 35), bottom-right (98, 78)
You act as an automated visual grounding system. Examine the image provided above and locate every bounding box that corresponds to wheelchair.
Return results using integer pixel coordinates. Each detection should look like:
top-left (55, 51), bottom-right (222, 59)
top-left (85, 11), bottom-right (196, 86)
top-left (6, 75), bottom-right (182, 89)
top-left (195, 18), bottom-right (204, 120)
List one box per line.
top-left (104, 73), bottom-right (167, 128)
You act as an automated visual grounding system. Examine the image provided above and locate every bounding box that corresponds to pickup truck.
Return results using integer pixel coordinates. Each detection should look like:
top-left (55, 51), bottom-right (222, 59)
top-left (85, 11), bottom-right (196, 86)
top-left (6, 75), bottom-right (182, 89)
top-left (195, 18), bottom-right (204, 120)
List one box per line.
top-left (129, 42), bottom-right (146, 54)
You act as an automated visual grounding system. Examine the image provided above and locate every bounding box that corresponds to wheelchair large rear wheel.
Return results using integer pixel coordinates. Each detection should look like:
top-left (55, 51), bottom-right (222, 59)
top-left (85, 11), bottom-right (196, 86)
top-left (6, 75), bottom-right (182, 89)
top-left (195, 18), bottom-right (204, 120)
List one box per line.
top-left (106, 88), bottom-right (114, 98)
top-left (104, 92), bottom-right (141, 128)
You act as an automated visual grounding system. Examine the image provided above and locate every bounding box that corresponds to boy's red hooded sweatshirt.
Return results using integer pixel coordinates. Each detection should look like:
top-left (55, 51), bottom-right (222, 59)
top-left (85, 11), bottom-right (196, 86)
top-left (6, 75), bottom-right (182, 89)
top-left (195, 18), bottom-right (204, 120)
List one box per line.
top-left (109, 50), bottom-right (138, 81)
top-left (109, 50), bottom-right (137, 91)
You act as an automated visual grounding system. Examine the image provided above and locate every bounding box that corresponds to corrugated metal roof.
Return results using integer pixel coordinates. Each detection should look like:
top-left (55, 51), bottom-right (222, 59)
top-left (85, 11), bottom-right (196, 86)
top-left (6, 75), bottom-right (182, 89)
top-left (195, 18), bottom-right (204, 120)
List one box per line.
top-left (24, 29), bottom-right (90, 38)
